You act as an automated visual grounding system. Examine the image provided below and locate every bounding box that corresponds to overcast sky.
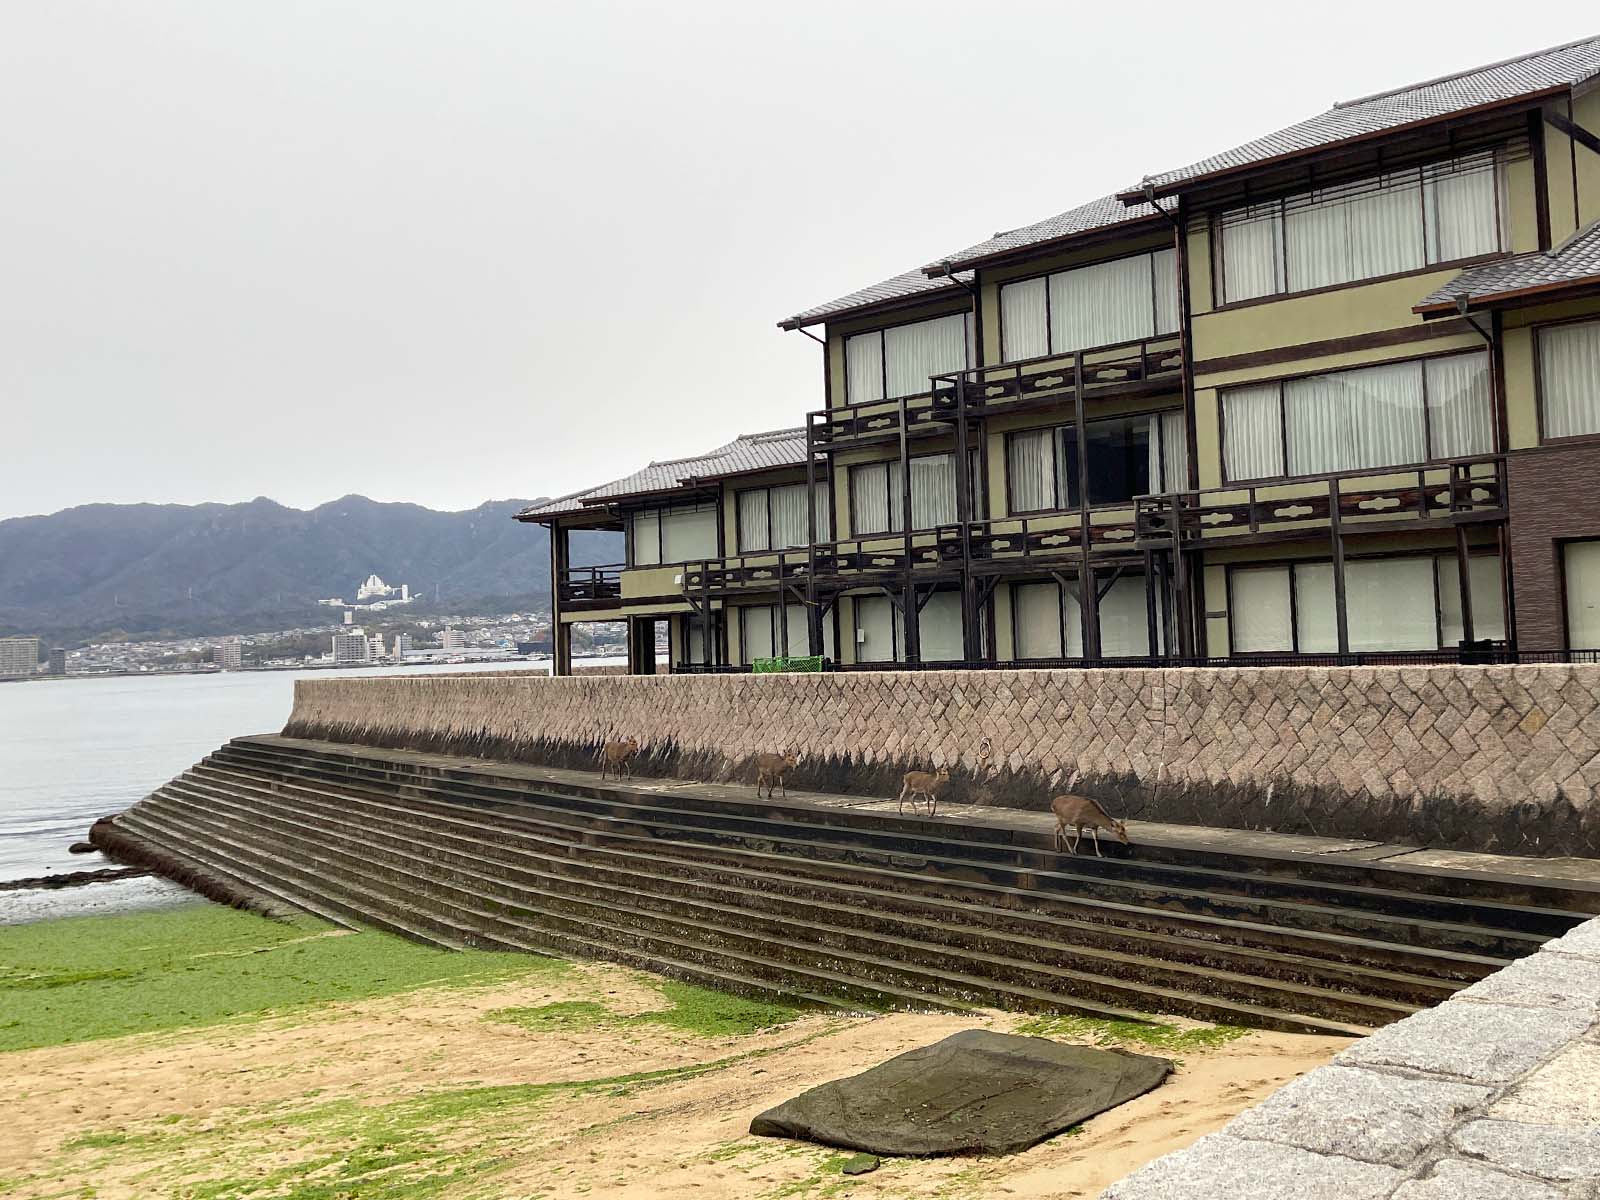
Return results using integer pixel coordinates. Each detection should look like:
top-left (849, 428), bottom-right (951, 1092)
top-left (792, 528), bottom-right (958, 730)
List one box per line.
top-left (3, 2), bottom-right (1596, 520)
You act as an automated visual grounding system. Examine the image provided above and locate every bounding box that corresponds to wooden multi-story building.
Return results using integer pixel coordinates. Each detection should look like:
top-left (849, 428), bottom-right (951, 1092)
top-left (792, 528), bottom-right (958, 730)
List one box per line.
top-left (523, 35), bottom-right (1600, 673)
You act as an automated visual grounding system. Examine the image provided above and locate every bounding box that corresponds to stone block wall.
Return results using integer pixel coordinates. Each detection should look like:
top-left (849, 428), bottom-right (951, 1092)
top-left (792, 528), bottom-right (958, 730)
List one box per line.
top-left (282, 663), bottom-right (1600, 857)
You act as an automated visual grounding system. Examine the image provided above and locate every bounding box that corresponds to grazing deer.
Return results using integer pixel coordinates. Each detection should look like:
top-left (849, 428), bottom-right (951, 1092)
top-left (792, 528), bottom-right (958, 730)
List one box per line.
top-left (897, 766), bottom-right (952, 817)
top-left (598, 736), bottom-right (640, 780)
top-left (755, 750), bottom-right (799, 799)
top-left (1051, 774), bottom-right (1129, 857)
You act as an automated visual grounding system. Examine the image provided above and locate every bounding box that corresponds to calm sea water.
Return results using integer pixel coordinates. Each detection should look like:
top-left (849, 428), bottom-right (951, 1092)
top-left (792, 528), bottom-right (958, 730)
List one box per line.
top-left (0, 660), bottom-right (569, 923)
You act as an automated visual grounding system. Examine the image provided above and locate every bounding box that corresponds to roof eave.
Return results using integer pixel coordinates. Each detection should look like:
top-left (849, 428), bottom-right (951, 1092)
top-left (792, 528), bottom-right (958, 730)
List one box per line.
top-left (1117, 87), bottom-right (1570, 206)
top-left (778, 282), bottom-right (966, 332)
top-left (923, 211), bottom-right (1172, 277)
top-left (1414, 274), bottom-right (1600, 317)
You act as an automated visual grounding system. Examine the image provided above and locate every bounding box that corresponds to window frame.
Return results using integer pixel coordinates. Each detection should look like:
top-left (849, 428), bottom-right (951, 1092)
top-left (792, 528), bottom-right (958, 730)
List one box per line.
top-left (841, 309), bottom-right (975, 406)
top-left (1534, 315), bottom-right (1600, 447)
top-left (733, 481), bottom-right (831, 554)
top-left (627, 498), bottom-right (722, 568)
top-left (1222, 549), bottom-right (1505, 657)
top-left (994, 246), bottom-right (1179, 366)
top-left (846, 450), bottom-right (977, 537)
top-left (1003, 407), bottom-right (1186, 516)
top-left (1217, 348), bottom-right (1496, 487)
top-left (1208, 148), bottom-right (1513, 310)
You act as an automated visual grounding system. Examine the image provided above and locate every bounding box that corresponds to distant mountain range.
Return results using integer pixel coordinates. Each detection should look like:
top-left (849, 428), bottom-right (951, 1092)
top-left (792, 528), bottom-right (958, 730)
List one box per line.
top-left (0, 496), bottom-right (619, 643)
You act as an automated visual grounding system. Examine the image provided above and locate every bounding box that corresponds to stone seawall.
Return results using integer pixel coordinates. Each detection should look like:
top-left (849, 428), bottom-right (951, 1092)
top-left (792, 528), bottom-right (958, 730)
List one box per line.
top-left (282, 664), bottom-right (1600, 857)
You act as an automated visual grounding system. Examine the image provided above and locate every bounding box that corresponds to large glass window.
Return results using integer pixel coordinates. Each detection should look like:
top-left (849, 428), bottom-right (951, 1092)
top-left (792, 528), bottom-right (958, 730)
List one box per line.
top-left (1215, 150), bottom-right (1507, 304)
top-left (999, 249), bottom-right (1178, 362)
top-left (735, 483), bottom-right (831, 552)
top-left (1010, 576), bottom-right (1158, 658)
top-left (843, 312), bottom-right (973, 404)
top-left (1539, 320), bottom-right (1600, 440)
top-left (631, 502), bottom-right (719, 565)
top-left (1220, 352), bottom-right (1491, 483)
top-left (853, 595), bottom-right (902, 663)
top-left (1007, 410), bottom-right (1187, 512)
top-left (739, 603), bottom-right (831, 663)
top-left (1228, 554), bottom-right (1504, 653)
top-left (918, 591), bottom-right (964, 661)
top-left (849, 452), bottom-right (977, 536)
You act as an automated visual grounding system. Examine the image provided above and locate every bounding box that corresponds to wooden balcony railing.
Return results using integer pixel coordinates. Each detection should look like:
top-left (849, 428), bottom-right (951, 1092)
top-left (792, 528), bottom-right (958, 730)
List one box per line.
top-left (557, 564), bottom-right (624, 606)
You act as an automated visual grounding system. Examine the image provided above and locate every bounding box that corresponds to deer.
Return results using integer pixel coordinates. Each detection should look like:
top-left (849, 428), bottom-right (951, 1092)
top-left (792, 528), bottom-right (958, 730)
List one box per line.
top-left (897, 766), bottom-right (952, 817)
top-left (755, 750), bottom-right (799, 799)
top-left (597, 736), bottom-right (640, 780)
top-left (1051, 772), bottom-right (1130, 858)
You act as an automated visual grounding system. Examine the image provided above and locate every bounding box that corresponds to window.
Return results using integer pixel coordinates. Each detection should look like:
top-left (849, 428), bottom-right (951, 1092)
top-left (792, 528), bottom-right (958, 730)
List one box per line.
top-left (631, 501), bottom-right (718, 565)
top-left (999, 250), bottom-right (1178, 362)
top-left (681, 613), bottom-right (722, 666)
top-left (1215, 150), bottom-right (1508, 304)
top-left (1007, 410), bottom-right (1187, 513)
top-left (849, 452), bottom-right (977, 536)
top-left (1228, 554), bottom-right (1504, 653)
top-left (1010, 576), bottom-right (1159, 659)
top-left (736, 483), bottom-right (831, 552)
top-left (843, 312), bottom-right (973, 404)
top-left (853, 595), bottom-right (902, 663)
top-left (1565, 541), bottom-right (1600, 650)
top-left (1220, 352), bottom-right (1491, 483)
top-left (1539, 320), bottom-right (1600, 440)
top-left (918, 591), bottom-right (964, 661)
top-left (739, 603), bottom-right (831, 663)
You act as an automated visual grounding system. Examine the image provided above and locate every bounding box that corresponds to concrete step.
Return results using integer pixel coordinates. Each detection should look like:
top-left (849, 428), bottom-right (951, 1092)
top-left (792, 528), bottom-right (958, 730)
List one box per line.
top-left (203, 748), bottom-right (1559, 960)
top-left (181, 764), bottom-right (1473, 1003)
top-left (158, 776), bottom-right (1407, 1031)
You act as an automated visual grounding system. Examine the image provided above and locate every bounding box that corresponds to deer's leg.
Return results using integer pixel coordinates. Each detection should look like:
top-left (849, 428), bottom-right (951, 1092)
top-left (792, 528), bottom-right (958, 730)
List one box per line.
top-left (1067, 827), bottom-right (1081, 854)
top-left (1091, 827), bottom-right (1103, 858)
top-left (1055, 819), bottom-right (1064, 852)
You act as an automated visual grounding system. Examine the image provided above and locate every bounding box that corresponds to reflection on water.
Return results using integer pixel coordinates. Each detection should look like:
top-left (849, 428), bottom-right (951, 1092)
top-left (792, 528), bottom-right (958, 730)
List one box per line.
top-left (0, 659), bottom-right (564, 922)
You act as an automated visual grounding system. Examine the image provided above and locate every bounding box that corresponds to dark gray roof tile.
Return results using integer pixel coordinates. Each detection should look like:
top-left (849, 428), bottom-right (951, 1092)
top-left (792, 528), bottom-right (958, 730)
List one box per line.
top-left (1415, 220), bottom-right (1600, 312)
top-left (779, 266), bottom-right (972, 330)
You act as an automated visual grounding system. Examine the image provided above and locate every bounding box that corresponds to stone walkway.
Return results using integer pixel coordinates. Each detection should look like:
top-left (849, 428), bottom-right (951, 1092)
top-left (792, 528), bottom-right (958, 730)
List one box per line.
top-left (1103, 915), bottom-right (1600, 1199)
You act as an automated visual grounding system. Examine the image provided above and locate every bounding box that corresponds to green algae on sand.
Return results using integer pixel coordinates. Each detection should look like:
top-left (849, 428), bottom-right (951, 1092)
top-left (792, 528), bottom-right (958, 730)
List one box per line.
top-left (0, 903), bottom-right (566, 1052)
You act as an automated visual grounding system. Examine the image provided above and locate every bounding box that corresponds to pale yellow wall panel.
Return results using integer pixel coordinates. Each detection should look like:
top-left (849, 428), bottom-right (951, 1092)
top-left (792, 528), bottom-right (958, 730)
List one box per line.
top-left (1195, 386), bottom-right (1223, 489)
top-left (1576, 85), bottom-right (1600, 227)
top-left (621, 566), bottom-right (683, 599)
top-left (1545, 115), bottom-right (1580, 243)
top-left (1504, 155), bottom-right (1540, 253)
top-left (1188, 223), bottom-right (1215, 314)
top-left (1502, 326), bottom-right (1539, 449)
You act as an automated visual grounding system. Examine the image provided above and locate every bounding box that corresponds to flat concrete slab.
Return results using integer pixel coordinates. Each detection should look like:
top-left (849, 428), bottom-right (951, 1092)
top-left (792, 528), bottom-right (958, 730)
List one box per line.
top-left (748, 1029), bottom-right (1170, 1157)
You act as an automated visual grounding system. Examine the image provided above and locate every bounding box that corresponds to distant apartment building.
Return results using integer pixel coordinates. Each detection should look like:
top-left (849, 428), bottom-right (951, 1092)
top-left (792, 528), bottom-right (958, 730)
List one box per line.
top-left (0, 637), bottom-right (42, 678)
top-left (523, 35), bottom-right (1600, 675)
top-left (392, 633), bottom-right (414, 658)
top-left (331, 630), bottom-right (372, 665)
top-left (214, 640), bottom-right (244, 670)
top-left (437, 627), bottom-right (466, 651)
top-left (47, 647), bottom-right (67, 676)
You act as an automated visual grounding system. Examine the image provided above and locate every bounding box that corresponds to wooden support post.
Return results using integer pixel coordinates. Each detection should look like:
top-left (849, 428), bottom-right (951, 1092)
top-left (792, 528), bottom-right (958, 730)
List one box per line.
top-left (1074, 352), bottom-right (1099, 659)
top-left (1455, 524), bottom-right (1476, 651)
top-left (554, 620), bottom-right (573, 678)
top-left (1330, 477), bottom-right (1350, 656)
top-left (1143, 547), bottom-right (1160, 659)
top-left (954, 375), bottom-right (979, 661)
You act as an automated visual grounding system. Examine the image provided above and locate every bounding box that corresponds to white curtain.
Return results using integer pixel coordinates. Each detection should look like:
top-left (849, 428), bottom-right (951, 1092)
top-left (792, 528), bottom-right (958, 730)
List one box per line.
top-left (1222, 383), bottom-right (1286, 481)
top-left (1437, 555), bottom-right (1505, 645)
top-left (884, 313), bottom-right (968, 398)
top-left (844, 332), bottom-right (884, 405)
top-left (1285, 360), bottom-right (1425, 476)
top-left (1147, 409), bottom-right (1187, 492)
top-left (1285, 194), bottom-right (1351, 291)
top-left (1425, 153), bottom-right (1501, 263)
top-left (1293, 563), bottom-right (1338, 652)
top-left (1013, 581), bottom-right (1063, 659)
top-left (1426, 353), bottom-right (1493, 458)
top-left (1000, 277), bottom-right (1049, 362)
top-left (1231, 566), bottom-right (1294, 652)
top-left (1219, 205), bottom-right (1283, 303)
top-left (1007, 430), bottom-right (1056, 512)
top-left (1152, 248), bottom-right (1179, 335)
top-left (1099, 575), bottom-right (1157, 657)
top-left (850, 464), bottom-right (889, 535)
top-left (1566, 542), bottom-right (1600, 650)
top-left (1346, 557), bottom-right (1438, 651)
top-left (781, 603), bottom-right (817, 658)
top-left (660, 505), bottom-right (718, 562)
top-left (910, 453), bottom-right (956, 529)
top-left (736, 489), bottom-right (769, 552)
top-left (631, 510), bottom-right (661, 566)
top-left (1051, 254), bottom-right (1152, 352)
top-left (768, 483), bottom-right (808, 549)
top-left (1540, 320), bottom-right (1600, 440)
top-left (814, 483), bottom-right (832, 543)
top-left (741, 606), bottom-right (775, 664)
top-left (918, 592), bottom-right (964, 661)
top-left (1348, 177), bottom-right (1425, 280)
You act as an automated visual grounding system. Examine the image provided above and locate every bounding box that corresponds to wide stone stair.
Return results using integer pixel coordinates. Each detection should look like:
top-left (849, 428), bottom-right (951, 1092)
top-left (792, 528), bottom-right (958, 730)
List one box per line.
top-left (106, 735), bottom-right (1600, 1038)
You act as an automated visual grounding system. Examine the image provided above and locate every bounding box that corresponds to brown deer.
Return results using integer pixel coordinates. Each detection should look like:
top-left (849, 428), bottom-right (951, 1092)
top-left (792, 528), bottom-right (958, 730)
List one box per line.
top-left (598, 737), bottom-right (640, 780)
top-left (897, 766), bottom-right (951, 817)
top-left (755, 750), bottom-right (799, 799)
top-left (1051, 774), bottom-right (1129, 857)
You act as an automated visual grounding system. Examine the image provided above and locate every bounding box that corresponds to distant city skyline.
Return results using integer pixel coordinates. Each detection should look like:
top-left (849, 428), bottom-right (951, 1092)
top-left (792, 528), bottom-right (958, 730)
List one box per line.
top-left (6, 2), bottom-right (1597, 521)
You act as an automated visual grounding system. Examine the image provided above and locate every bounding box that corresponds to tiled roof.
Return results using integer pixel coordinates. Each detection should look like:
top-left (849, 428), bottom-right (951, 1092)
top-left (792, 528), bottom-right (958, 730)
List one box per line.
top-left (517, 428), bottom-right (807, 519)
top-left (1125, 34), bottom-right (1600, 200)
top-left (1415, 220), bottom-right (1600, 313)
top-left (925, 192), bottom-right (1173, 274)
top-left (779, 265), bottom-right (972, 331)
